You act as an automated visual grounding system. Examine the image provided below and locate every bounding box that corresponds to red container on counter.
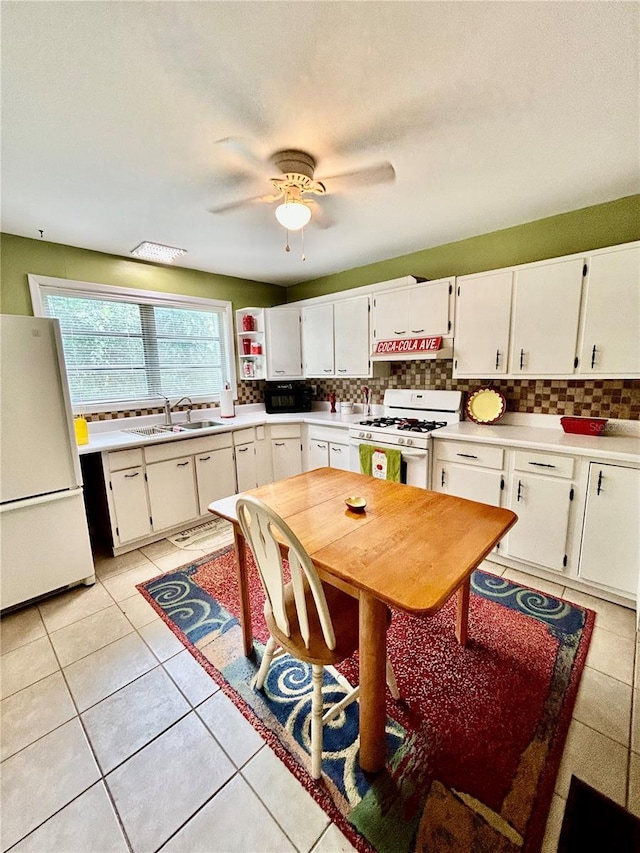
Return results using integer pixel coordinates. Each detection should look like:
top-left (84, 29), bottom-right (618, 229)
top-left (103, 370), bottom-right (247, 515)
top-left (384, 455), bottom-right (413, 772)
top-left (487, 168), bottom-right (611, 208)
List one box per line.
top-left (560, 416), bottom-right (608, 436)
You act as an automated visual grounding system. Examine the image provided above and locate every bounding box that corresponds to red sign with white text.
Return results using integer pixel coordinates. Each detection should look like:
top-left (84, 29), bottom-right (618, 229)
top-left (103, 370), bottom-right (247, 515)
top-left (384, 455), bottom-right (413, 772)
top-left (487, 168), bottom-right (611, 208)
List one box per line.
top-left (374, 336), bottom-right (442, 355)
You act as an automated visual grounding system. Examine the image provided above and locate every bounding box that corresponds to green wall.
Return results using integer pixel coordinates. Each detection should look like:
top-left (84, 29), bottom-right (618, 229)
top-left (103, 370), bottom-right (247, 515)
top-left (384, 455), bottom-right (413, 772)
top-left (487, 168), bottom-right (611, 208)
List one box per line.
top-left (286, 195), bottom-right (640, 302)
top-left (0, 233), bottom-right (283, 315)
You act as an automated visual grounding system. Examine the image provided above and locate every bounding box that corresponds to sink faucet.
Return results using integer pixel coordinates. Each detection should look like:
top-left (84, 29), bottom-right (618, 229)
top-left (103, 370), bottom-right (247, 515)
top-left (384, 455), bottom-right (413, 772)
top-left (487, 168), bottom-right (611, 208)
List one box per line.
top-left (162, 396), bottom-right (193, 426)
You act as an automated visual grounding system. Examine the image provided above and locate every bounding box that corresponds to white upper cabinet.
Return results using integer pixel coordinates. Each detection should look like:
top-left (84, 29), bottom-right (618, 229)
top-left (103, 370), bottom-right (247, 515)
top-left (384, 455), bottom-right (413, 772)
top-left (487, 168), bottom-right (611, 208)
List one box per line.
top-left (373, 279), bottom-right (452, 343)
top-left (578, 244), bottom-right (640, 376)
top-left (302, 295), bottom-right (371, 378)
top-left (453, 241), bottom-right (639, 378)
top-left (510, 258), bottom-right (584, 375)
top-left (265, 308), bottom-right (302, 380)
top-left (334, 296), bottom-right (370, 376)
top-left (454, 271), bottom-right (512, 376)
top-left (303, 304), bottom-right (334, 377)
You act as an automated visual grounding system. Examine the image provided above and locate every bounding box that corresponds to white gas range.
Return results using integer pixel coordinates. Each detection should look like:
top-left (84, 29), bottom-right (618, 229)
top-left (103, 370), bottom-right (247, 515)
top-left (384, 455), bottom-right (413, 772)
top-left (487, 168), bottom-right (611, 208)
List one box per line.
top-left (348, 389), bottom-right (463, 488)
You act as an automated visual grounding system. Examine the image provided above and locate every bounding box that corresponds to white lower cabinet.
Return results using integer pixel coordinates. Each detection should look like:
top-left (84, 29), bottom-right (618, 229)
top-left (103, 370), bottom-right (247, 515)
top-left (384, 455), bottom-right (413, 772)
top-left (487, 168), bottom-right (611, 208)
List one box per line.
top-left (433, 437), bottom-right (638, 604)
top-left (195, 447), bottom-right (236, 515)
top-left (234, 442), bottom-right (257, 492)
top-left (305, 425), bottom-right (350, 472)
top-left (110, 466), bottom-right (152, 543)
top-left (146, 456), bottom-right (198, 532)
top-left (271, 424), bottom-right (302, 481)
top-left (579, 463), bottom-right (640, 596)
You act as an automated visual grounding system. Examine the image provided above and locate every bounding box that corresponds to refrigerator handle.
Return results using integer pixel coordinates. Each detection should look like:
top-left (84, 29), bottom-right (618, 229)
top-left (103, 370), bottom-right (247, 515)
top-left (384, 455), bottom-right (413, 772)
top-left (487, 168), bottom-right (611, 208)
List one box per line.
top-left (0, 487), bottom-right (84, 513)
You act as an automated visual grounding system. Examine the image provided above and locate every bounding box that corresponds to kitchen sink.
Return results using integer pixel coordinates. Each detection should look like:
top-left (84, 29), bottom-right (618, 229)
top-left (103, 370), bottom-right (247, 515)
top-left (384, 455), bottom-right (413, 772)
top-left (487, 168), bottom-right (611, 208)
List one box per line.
top-left (123, 420), bottom-right (225, 437)
top-left (172, 420), bottom-right (226, 430)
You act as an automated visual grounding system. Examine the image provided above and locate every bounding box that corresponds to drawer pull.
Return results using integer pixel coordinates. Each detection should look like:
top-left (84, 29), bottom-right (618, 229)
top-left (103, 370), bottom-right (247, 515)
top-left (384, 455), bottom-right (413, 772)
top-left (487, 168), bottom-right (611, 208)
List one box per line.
top-left (394, 330), bottom-right (407, 335)
top-left (275, 370), bottom-right (285, 374)
top-left (456, 453), bottom-right (478, 459)
top-left (411, 329), bottom-right (425, 333)
top-left (199, 456), bottom-right (211, 461)
top-left (528, 462), bottom-right (556, 468)
top-left (124, 472), bottom-right (140, 478)
top-left (177, 461), bottom-right (190, 467)
top-left (274, 442), bottom-right (285, 446)
top-left (237, 447), bottom-right (248, 452)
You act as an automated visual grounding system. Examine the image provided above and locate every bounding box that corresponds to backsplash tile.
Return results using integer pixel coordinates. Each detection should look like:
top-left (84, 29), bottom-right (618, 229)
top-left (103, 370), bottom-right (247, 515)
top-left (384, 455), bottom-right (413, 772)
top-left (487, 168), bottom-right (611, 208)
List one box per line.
top-left (83, 364), bottom-right (639, 422)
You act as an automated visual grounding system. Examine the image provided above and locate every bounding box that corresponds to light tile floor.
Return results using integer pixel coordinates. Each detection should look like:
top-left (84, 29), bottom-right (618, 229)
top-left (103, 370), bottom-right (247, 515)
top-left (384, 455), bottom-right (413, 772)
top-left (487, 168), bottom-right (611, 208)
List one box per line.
top-left (1, 543), bottom-right (638, 852)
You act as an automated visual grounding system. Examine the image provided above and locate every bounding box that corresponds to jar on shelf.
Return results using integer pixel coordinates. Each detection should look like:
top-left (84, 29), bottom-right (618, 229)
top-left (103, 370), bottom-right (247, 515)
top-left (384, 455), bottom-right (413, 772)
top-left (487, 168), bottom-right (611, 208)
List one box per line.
top-left (250, 341), bottom-right (262, 355)
top-left (242, 314), bottom-right (255, 332)
top-left (241, 338), bottom-right (251, 354)
top-left (243, 360), bottom-right (255, 378)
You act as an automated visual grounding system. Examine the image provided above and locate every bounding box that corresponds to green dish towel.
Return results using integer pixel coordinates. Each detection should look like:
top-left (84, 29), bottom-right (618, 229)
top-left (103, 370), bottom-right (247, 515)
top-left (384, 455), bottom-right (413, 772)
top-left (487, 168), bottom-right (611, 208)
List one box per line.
top-left (359, 444), bottom-right (402, 482)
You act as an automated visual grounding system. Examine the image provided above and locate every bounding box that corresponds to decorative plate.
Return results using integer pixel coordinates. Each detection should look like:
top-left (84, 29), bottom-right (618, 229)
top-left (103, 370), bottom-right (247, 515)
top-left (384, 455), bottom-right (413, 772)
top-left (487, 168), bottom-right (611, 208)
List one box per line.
top-left (465, 388), bottom-right (506, 425)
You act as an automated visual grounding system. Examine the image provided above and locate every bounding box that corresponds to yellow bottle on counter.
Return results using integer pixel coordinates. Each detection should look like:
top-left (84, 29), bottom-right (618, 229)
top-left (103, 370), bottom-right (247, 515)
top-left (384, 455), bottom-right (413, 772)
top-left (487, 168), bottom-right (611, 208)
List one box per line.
top-left (74, 416), bottom-right (89, 445)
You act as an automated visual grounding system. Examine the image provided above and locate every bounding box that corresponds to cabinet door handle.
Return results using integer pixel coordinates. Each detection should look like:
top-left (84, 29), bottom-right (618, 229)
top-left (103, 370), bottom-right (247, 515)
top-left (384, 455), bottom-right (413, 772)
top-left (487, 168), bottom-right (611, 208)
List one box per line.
top-left (275, 370), bottom-right (285, 374)
top-left (495, 349), bottom-right (501, 369)
top-left (596, 470), bottom-right (603, 494)
top-left (394, 330), bottom-right (407, 335)
top-left (591, 345), bottom-right (597, 369)
top-left (456, 453), bottom-right (478, 459)
top-left (338, 369), bottom-right (347, 373)
top-left (332, 447), bottom-right (342, 453)
top-left (124, 472), bottom-right (139, 478)
top-left (274, 442), bottom-right (285, 446)
top-left (441, 468), bottom-right (446, 487)
top-left (315, 443), bottom-right (325, 448)
top-left (411, 329), bottom-right (425, 333)
top-left (517, 480), bottom-right (523, 502)
top-left (528, 462), bottom-right (555, 468)
top-left (177, 461), bottom-right (190, 467)
top-left (198, 456), bottom-right (211, 461)
top-left (237, 447), bottom-right (248, 453)
top-left (323, 369), bottom-right (332, 373)
top-left (519, 348), bottom-right (525, 370)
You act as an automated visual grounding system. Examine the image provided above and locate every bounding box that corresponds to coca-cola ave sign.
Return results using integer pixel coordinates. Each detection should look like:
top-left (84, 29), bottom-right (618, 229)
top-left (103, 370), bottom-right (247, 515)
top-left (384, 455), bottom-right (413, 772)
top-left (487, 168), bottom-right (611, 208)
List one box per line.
top-left (374, 336), bottom-right (442, 355)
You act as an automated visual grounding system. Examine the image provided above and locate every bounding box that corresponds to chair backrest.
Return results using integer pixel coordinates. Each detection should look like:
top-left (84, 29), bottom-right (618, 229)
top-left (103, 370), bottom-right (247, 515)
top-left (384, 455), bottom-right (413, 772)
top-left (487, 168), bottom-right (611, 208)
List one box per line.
top-left (236, 495), bottom-right (337, 651)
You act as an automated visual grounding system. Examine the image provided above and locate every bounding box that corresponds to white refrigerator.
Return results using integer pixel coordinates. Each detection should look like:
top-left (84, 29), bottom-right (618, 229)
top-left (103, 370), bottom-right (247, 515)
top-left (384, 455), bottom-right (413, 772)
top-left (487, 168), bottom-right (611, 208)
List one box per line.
top-left (0, 315), bottom-right (95, 610)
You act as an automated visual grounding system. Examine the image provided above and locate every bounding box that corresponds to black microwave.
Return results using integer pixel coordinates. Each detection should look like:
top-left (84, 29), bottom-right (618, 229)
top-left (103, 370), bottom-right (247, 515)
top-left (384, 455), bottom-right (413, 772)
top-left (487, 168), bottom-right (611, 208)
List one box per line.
top-left (265, 383), bottom-right (312, 414)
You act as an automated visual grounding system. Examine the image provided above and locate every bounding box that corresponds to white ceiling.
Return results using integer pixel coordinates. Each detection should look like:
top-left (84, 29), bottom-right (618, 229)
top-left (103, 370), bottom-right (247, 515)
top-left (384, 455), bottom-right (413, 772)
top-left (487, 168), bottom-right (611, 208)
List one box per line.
top-left (1, 2), bottom-right (638, 287)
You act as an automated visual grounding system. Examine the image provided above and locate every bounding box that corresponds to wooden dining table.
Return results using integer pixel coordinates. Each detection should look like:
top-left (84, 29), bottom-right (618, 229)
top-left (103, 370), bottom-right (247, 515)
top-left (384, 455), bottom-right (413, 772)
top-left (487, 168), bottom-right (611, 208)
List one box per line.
top-left (208, 467), bottom-right (517, 774)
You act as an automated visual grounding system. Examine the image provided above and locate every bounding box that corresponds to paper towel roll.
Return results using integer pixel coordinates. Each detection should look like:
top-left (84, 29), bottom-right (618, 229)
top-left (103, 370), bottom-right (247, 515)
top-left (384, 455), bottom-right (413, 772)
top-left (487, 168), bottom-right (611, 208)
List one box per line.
top-left (220, 386), bottom-right (235, 418)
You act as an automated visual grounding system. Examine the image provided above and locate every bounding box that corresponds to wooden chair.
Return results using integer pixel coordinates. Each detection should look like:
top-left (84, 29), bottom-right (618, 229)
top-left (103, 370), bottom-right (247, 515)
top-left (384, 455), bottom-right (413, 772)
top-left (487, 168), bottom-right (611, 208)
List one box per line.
top-left (236, 495), bottom-right (399, 779)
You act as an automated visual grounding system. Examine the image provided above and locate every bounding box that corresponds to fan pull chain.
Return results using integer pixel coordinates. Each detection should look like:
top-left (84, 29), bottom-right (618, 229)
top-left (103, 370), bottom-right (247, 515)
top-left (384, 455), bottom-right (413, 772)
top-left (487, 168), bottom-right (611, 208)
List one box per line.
top-left (301, 226), bottom-right (305, 261)
top-left (285, 228), bottom-right (290, 253)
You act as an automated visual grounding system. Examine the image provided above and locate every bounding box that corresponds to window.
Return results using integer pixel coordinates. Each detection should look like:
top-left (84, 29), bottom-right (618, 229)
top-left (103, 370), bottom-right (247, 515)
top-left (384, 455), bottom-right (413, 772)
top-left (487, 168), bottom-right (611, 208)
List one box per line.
top-left (28, 275), bottom-right (235, 412)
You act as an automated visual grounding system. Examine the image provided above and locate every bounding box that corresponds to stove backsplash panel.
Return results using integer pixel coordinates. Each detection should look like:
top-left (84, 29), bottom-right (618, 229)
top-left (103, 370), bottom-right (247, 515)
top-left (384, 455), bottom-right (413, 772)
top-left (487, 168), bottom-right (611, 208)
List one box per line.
top-left (83, 363), bottom-right (639, 422)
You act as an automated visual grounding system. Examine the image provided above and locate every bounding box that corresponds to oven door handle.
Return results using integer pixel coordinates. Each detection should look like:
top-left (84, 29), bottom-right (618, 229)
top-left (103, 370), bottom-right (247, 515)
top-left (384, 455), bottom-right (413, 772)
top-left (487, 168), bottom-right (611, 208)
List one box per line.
top-left (349, 440), bottom-right (427, 460)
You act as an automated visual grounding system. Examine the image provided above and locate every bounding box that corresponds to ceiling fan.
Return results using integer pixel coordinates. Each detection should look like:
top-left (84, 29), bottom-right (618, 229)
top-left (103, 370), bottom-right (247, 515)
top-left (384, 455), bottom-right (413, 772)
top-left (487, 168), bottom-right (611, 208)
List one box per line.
top-left (208, 145), bottom-right (396, 237)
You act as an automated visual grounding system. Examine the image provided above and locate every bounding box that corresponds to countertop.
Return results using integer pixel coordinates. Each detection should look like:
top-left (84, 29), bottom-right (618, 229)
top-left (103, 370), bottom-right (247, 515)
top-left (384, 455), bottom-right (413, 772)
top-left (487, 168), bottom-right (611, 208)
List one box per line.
top-left (434, 421), bottom-right (640, 464)
top-left (79, 405), bottom-right (640, 465)
top-left (78, 406), bottom-right (362, 455)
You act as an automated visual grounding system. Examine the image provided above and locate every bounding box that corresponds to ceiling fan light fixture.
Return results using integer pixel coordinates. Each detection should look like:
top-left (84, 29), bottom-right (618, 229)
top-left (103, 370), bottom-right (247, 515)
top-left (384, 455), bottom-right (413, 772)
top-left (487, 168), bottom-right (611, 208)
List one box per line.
top-left (275, 199), bottom-right (311, 231)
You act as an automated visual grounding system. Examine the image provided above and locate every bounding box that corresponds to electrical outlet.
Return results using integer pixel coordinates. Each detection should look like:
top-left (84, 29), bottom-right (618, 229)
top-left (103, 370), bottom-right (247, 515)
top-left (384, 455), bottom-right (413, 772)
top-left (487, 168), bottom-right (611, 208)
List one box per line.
top-left (310, 384), bottom-right (317, 395)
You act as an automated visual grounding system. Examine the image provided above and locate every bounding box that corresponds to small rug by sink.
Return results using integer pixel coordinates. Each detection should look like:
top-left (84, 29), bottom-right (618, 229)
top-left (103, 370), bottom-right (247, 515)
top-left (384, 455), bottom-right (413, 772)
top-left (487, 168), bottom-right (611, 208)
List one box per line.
top-left (138, 549), bottom-right (594, 853)
top-left (167, 518), bottom-right (234, 551)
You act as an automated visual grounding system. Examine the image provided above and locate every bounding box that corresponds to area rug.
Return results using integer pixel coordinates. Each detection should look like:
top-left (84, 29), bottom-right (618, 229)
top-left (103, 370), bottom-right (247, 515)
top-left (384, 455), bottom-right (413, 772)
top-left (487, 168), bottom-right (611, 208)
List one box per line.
top-left (166, 517), bottom-right (234, 551)
top-left (138, 547), bottom-right (595, 853)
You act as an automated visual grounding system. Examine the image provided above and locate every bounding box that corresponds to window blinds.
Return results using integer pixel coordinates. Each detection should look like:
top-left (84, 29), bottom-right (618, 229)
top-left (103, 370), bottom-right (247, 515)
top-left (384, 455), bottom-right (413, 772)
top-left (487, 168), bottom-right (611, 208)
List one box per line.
top-left (39, 286), bottom-right (233, 408)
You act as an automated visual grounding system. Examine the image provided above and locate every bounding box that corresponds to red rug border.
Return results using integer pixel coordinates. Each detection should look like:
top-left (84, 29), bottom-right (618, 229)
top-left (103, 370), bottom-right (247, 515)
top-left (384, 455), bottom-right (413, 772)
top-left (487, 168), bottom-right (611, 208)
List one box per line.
top-left (137, 548), bottom-right (596, 853)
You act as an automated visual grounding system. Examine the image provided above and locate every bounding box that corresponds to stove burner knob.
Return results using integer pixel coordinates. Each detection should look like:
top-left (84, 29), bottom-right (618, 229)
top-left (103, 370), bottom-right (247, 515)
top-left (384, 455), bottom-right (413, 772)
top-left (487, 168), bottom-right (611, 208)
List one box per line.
top-left (406, 438), bottom-right (413, 446)
top-left (398, 437), bottom-right (405, 445)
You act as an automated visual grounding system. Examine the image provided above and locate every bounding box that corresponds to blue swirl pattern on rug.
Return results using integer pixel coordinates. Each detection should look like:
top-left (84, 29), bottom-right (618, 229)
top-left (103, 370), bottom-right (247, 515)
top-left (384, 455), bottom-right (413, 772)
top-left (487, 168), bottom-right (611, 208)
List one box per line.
top-left (145, 566), bottom-right (237, 644)
top-left (259, 652), bottom-right (405, 806)
top-left (471, 570), bottom-right (585, 636)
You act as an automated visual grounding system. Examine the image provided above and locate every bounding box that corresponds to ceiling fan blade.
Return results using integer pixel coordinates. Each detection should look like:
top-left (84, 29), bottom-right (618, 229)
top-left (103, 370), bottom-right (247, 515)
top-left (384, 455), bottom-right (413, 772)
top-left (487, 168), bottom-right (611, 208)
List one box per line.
top-left (307, 199), bottom-right (335, 230)
top-left (213, 137), bottom-right (272, 177)
top-left (208, 192), bottom-right (280, 214)
top-left (320, 161), bottom-right (396, 193)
